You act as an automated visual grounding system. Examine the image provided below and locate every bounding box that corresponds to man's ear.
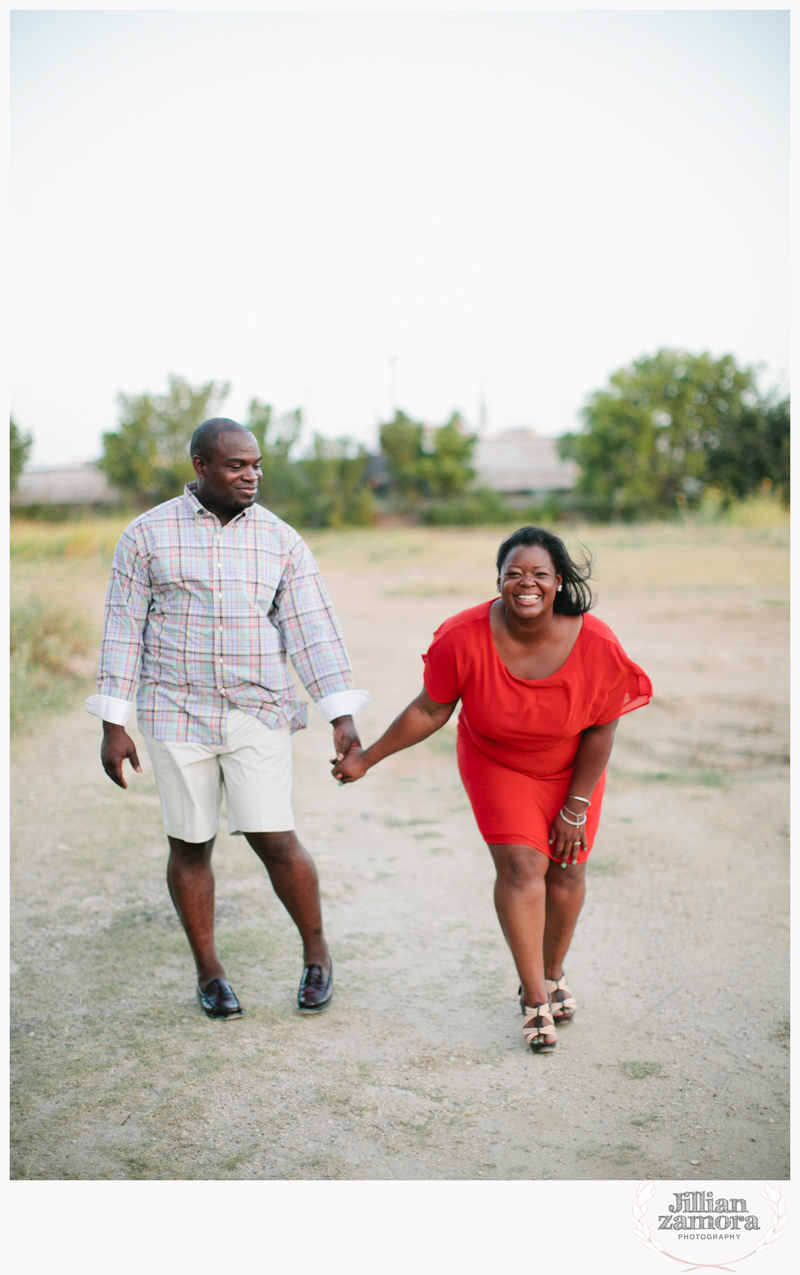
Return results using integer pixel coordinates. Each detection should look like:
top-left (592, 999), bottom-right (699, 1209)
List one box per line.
top-left (192, 454), bottom-right (205, 479)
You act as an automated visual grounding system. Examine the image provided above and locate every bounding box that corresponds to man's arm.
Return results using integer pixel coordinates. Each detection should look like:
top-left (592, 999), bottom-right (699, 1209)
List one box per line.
top-left (87, 528), bottom-right (152, 787)
top-left (271, 540), bottom-right (370, 751)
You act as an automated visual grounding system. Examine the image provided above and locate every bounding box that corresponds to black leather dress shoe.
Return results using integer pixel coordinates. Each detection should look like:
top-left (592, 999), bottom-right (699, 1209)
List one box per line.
top-left (196, 978), bottom-right (244, 1018)
top-left (297, 962), bottom-right (333, 1011)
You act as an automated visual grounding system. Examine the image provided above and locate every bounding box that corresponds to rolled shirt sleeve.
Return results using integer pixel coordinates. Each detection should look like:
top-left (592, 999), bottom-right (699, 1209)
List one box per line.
top-left (314, 689), bottom-right (371, 722)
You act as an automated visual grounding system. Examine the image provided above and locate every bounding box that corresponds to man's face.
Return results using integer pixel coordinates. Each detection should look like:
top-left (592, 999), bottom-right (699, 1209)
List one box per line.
top-left (193, 431), bottom-right (263, 512)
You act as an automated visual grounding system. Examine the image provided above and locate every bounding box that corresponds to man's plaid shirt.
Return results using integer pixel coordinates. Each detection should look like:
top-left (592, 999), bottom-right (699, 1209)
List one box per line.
top-left (87, 484), bottom-right (358, 744)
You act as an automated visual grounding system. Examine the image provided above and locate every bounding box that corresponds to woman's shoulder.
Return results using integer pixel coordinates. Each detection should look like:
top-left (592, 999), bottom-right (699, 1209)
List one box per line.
top-left (430, 600), bottom-right (493, 645)
top-left (579, 612), bottom-right (645, 675)
top-left (580, 611), bottom-right (623, 647)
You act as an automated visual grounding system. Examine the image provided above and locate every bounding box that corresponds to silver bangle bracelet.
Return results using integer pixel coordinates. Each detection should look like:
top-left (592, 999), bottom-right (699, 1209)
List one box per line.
top-left (566, 795), bottom-right (591, 806)
top-left (560, 806), bottom-right (587, 826)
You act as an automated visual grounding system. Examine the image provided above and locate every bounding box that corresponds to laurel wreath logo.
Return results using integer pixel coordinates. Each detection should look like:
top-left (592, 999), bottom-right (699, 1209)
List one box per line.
top-left (631, 1181), bottom-right (786, 1271)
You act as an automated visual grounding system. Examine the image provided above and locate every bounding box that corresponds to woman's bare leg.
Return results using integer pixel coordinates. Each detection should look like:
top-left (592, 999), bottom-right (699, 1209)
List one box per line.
top-left (488, 843), bottom-right (551, 1008)
top-left (543, 859), bottom-right (586, 981)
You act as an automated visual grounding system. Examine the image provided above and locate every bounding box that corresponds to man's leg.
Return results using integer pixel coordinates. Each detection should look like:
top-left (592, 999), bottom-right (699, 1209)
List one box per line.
top-left (244, 831), bottom-right (330, 970)
top-left (166, 835), bottom-right (228, 990)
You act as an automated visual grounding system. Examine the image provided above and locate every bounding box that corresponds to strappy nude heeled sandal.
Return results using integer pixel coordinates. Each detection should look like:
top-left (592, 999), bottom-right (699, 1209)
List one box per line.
top-left (546, 974), bottom-right (576, 1023)
top-left (521, 1002), bottom-right (557, 1053)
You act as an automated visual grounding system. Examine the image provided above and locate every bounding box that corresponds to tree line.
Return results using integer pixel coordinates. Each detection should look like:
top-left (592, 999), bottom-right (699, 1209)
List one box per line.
top-left (11, 349), bottom-right (788, 524)
top-left (557, 349), bottom-right (788, 519)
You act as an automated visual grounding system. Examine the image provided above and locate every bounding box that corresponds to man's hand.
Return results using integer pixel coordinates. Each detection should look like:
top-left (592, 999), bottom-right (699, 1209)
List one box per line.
top-left (330, 714), bottom-right (361, 768)
top-left (332, 746), bottom-right (369, 784)
top-left (101, 722), bottom-right (142, 789)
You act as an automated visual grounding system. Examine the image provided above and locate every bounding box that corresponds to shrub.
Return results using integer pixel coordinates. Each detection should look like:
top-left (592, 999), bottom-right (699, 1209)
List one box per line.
top-left (423, 486), bottom-right (511, 525)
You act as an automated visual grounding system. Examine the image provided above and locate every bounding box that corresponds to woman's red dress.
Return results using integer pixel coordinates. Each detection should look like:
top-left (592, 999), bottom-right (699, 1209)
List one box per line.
top-left (422, 601), bottom-right (652, 862)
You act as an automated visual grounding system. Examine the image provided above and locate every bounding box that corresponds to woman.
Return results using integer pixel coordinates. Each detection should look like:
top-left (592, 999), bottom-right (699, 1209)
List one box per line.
top-left (333, 526), bottom-right (652, 1053)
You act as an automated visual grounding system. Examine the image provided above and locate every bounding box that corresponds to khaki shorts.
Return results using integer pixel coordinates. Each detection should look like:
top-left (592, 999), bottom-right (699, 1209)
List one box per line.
top-left (142, 707), bottom-right (295, 843)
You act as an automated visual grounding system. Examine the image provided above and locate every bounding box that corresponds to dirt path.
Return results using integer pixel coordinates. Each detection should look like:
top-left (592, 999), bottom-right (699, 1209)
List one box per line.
top-left (11, 544), bottom-right (789, 1180)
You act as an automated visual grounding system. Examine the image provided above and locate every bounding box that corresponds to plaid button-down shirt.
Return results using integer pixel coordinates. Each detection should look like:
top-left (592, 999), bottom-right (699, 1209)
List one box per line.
top-left (89, 484), bottom-right (356, 744)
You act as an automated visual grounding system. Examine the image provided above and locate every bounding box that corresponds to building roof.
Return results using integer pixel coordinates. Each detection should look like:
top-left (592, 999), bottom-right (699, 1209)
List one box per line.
top-left (473, 430), bottom-right (578, 494)
top-left (12, 463), bottom-right (119, 505)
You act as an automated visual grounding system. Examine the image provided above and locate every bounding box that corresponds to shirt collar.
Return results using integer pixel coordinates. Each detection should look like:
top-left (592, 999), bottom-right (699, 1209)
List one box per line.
top-left (183, 481), bottom-right (253, 523)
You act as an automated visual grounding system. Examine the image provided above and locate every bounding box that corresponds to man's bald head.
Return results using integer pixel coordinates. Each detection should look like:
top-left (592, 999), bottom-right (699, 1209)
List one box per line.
top-left (190, 418), bottom-right (253, 463)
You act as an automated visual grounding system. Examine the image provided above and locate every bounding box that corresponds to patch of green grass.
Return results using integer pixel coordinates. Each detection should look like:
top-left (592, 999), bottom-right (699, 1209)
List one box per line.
top-left (615, 768), bottom-right (727, 788)
top-left (589, 858), bottom-right (629, 876)
top-left (771, 1020), bottom-right (789, 1045)
top-left (619, 1061), bottom-right (663, 1079)
top-left (630, 1114), bottom-right (661, 1126)
top-left (385, 817), bottom-right (437, 827)
top-left (694, 769), bottom-right (726, 788)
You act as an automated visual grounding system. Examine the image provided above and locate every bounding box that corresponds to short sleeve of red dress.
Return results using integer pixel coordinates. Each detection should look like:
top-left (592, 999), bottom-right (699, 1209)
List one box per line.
top-left (581, 615), bottom-right (652, 726)
top-left (421, 616), bottom-right (464, 705)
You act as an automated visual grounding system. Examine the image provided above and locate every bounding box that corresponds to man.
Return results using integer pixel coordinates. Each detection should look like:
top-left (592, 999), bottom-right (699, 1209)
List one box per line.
top-left (87, 418), bottom-right (369, 1019)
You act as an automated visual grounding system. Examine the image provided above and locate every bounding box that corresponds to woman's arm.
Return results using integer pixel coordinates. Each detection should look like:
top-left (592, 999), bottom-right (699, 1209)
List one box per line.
top-left (332, 687), bottom-right (457, 783)
top-left (549, 719), bottom-right (619, 867)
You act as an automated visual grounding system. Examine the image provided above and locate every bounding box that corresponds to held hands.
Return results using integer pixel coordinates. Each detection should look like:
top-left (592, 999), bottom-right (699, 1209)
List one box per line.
top-left (330, 715), bottom-right (367, 784)
top-left (331, 747), bottom-right (369, 784)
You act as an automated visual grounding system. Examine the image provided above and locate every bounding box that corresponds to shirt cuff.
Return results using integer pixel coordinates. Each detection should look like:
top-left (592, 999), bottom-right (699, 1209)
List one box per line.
top-left (85, 694), bottom-right (134, 727)
top-left (313, 689), bottom-right (371, 723)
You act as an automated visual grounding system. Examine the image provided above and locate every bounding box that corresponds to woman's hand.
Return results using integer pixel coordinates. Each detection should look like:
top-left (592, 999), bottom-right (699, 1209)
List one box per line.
top-left (548, 808), bottom-right (587, 867)
top-left (332, 746), bottom-right (369, 784)
top-left (329, 688), bottom-right (458, 786)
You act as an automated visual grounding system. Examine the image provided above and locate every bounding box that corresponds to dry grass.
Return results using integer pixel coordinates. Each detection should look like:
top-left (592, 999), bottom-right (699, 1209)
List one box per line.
top-left (308, 515), bottom-right (788, 594)
top-left (10, 593), bottom-right (94, 730)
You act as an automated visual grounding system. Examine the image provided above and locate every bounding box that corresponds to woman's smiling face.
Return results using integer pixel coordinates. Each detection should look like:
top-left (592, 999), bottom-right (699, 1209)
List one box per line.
top-left (497, 543), bottom-right (562, 620)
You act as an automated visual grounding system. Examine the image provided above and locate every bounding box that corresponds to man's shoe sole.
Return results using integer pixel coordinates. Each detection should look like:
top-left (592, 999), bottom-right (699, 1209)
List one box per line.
top-left (195, 986), bottom-right (244, 1019)
top-left (296, 992), bottom-right (333, 1014)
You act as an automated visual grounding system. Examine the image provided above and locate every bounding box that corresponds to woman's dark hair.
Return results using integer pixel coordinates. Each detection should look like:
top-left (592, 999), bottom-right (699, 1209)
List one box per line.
top-left (495, 526), bottom-right (595, 615)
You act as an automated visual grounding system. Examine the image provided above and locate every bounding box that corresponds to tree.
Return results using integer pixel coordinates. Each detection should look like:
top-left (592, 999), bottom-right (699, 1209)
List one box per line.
top-left (99, 375), bottom-right (229, 507)
top-left (248, 402), bottom-right (375, 527)
top-left (704, 390), bottom-right (789, 502)
top-left (558, 349), bottom-right (789, 519)
top-left (247, 400), bottom-right (309, 524)
top-left (379, 410), bottom-right (476, 507)
top-left (10, 418), bottom-right (33, 492)
top-left (297, 435), bottom-right (375, 527)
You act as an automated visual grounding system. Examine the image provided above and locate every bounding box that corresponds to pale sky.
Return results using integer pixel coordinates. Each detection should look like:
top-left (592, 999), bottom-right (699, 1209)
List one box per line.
top-left (11, 8), bottom-right (789, 467)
